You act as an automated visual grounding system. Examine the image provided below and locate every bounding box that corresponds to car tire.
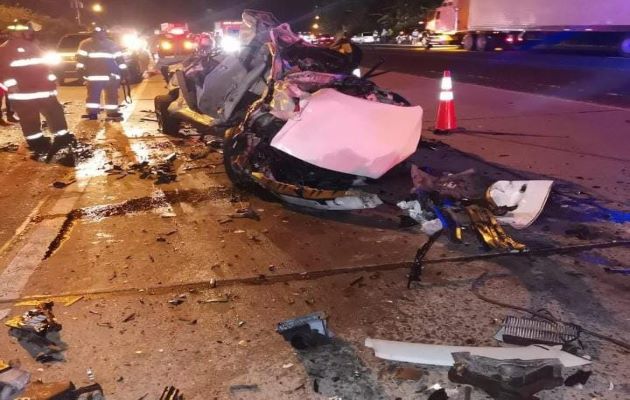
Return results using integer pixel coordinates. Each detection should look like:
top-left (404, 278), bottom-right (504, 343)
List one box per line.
top-left (476, 34), bottom-right (489, 51)
top-left (462, 33), bottom-right (476, 51)
top-left (155, 93), bottom-right (181, 135)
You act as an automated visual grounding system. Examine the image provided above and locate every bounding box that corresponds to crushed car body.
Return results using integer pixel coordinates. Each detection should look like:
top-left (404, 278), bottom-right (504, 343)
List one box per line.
top-left (155, 10), bottom-right (423, 211)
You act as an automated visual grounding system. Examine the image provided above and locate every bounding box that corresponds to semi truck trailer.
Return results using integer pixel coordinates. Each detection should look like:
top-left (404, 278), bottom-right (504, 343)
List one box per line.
top-left (425, 0), bottom-right (630, 56)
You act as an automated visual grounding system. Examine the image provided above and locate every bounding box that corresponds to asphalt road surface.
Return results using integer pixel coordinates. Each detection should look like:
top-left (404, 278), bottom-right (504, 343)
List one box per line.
top-left (362, 46), bottom-right (630, 108)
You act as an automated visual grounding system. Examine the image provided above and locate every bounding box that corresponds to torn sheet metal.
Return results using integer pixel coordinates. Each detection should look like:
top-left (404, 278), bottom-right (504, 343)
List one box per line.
top-left (449, 353), bottom-right (564, 400)
top-left (271, 88), bottom-right (423, 179)
top-left (466, 205), bottom-right (526, 251)
top-left (488, 181), bottom-right (553, 229)
top-left (364, 338), bottom-right (590, 368)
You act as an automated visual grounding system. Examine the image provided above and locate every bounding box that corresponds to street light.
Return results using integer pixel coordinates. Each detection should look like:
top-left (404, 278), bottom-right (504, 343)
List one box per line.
top-left (312, 23), bottom-right (320, 30)
top-left (92, 3), bottom-right (103, 13)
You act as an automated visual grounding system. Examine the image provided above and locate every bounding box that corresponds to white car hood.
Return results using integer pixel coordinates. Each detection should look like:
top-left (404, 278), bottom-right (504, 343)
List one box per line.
top-left (270, 88), bottom-right (423, 179)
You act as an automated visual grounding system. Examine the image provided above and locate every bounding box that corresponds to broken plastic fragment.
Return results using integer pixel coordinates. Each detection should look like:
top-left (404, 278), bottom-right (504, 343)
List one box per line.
top-left (364, 338), bottom-right (590, 368)
top-left (488, 180), bottom-right (553, 229)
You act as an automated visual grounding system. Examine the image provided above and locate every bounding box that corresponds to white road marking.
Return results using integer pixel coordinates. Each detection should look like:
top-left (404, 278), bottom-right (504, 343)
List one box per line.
top-left (0, 80), bottom-right (153, 313)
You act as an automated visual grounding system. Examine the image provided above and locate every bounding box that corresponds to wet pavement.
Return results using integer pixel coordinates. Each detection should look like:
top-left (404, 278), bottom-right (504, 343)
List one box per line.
top-left (0, 74), bottom-right (628, 399)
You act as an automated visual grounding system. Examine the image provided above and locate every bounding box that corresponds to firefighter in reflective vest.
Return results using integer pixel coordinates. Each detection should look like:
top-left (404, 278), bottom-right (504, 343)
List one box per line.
top-left (76, 26), bottom-right (127, 120)
top-left (0, 19), bottom-right (73, 158)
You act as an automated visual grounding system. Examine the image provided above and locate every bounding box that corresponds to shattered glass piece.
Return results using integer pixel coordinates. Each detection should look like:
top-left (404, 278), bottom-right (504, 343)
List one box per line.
top-left (271, 88), bottom-right (423, 179)
top-left (488, 180), bottom-right (554, 229)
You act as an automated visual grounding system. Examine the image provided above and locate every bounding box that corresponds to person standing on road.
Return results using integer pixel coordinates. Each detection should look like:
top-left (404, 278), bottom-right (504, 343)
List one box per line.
top-left (0, 19), bottom-right (73, 159)
top-left (0, 29), bottom-right (18, 126)
top-left (76, 25), bottom-right (127, 120)
top-left (411, 28), bottom-right (420, 45)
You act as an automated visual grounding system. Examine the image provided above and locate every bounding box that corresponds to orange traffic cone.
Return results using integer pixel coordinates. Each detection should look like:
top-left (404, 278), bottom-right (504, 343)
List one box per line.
top-left (434, 70), bottom-right (457, 135)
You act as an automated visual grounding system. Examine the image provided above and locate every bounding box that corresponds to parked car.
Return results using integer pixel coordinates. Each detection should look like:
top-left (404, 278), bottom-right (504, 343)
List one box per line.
top-left (52, 32), bottom-right (151, 85)
top-left (312, 33), bottom-right (335, 46)
top-left (351, 32), bottom-right (377, 44)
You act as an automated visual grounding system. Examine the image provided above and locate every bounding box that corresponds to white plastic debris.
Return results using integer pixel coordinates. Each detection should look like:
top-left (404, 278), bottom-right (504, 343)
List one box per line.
top-left (365, 338), bottom-right (590, 368)
top-left (280, 193), bottom-right (383, 210)
top-left (271, 88), bottom-right (423, 179)
top-left (488, 180), bottom-right (554, 229)
top-left (397, 200), bottom-right (444, 235)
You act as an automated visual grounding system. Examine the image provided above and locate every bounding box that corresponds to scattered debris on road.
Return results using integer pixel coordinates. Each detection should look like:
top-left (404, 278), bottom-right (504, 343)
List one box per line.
top-left (277, 312), bottom-right (331, 349)
top-left (0, 361), bottom-right (30, 399)
top-left (52, 179), bottom-right (77, 189)
top-left (449, 352), bottom-right (564, 399)
top-left (159, 385), bottom-right (184, 400)
top-left (495, 315), bottom-right (581, 347)
top-left (0, 143), bottom-right (19, 153)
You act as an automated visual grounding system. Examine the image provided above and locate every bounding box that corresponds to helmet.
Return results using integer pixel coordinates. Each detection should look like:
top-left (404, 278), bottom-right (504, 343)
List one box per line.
top-left (7, 19), bottom-right (42, 32)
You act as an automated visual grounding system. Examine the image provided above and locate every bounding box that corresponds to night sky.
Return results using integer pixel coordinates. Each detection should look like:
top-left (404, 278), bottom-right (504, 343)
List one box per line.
top-left (8, 0), bottom-right (320, 31)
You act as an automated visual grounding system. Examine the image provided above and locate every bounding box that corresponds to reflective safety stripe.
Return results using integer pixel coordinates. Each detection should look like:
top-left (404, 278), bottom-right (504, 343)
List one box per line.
top-left (84, 75), bottom-right (111, 81)
top-left (77, 50), bottom-right (89, 56)
top-left (9, 58), bottom-right (45, 67)
top-left (48, 74), bottom-right (57, 81)
top-left (113, 52), bottom-right (124, 58)
top-left (103, 104), bottom-right (119, 110)
top-left (111, 74), bottom-right (121, 80)
top-left (439, 91), bottom-right (454, 101)
top-left (54, 130), bottom-right (69, 136)
top-left (86, 103), bottom-right (101, 109)
top-left (17, 47), bottom-right (26, 53)
top-left (7, 25), bottom-right (29, 31)
top-left (3, 79), bottom-right (17, 88)
top-left (118, 64), bottom-right (128, 69)
top-left (441, 77), bottom-right (453, 91)
top-left (76, 63), bottom-right (85, 69)
top-left (87, 52), bottom-right (117, 59)
top-left (9, 90), bottom-right (57, 100)
top-left (26, 133), bottom-right (44, 140)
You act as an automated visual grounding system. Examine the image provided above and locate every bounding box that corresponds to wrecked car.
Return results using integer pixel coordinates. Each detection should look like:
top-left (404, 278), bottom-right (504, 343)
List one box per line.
top-left (155, 10), bottom-right (423, 211)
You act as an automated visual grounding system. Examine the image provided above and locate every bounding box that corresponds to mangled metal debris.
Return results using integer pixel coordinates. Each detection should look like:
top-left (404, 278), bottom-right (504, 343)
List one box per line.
top-left (277, 312), bottom-right (332, 349)
top-left (495, 315), bottom-right (581, 347)
top-left (4, 302), bottom-right (61, 335)
top-left (157, 10), bottom-right (420, 211)
top-left (5, 302), bottom-right (66, 363)
top-left (449, 353), bottom-right (564, 400)
top-left (0, 362), bottom-right (30, 400)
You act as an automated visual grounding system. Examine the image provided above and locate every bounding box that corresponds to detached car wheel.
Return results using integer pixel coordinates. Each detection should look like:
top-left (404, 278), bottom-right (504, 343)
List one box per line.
top-left (154, 94), bottom-right (181, 135)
